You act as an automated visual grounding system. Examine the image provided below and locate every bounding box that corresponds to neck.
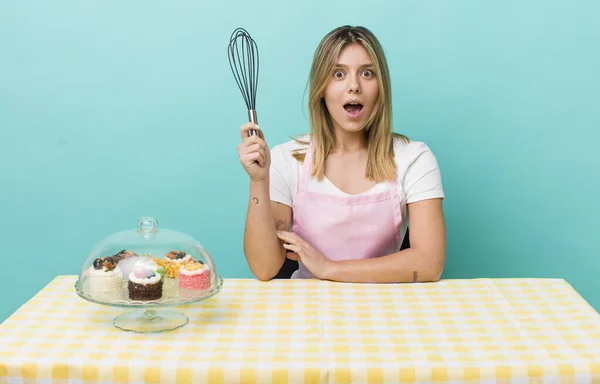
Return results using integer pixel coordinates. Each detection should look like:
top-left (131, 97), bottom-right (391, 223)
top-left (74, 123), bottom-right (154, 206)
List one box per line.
top-left (331, 126), bottom-right (367, 153)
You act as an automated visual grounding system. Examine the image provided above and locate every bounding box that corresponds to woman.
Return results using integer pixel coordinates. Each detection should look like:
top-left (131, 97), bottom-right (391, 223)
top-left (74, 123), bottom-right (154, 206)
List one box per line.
top-left (237, 25), bottom-right (446, 283)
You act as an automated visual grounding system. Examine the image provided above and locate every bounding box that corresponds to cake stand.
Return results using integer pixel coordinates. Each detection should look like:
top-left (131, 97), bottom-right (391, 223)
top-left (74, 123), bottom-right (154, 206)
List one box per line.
top-left (74, 216), bottom-right (224, 333)
top-left (75, 275), bottom-right (223, 333)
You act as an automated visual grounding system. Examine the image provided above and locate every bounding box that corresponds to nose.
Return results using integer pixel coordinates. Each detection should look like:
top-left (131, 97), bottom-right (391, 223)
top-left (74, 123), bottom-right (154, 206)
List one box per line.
top-left (347, 73), bottom-right (361, 94)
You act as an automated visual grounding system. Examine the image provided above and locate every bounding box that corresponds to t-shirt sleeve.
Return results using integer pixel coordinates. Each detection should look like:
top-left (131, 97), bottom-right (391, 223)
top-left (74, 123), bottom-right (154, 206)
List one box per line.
top-left (403, 143), bottom-right (445, 203)
top-left (269, 145), bottom-right (294, 207)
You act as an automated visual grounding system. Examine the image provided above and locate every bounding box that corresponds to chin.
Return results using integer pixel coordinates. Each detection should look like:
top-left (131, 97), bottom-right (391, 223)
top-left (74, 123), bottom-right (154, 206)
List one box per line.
top-left (336, 121), bottom-right (368, 133)
top-left (341, 126), bottom-right (366, 133)
top-left (331, 109), bottom-right (373, 134)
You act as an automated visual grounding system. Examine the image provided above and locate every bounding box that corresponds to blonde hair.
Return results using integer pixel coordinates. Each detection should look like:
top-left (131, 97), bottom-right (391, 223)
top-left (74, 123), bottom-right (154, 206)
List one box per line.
top-left (292, 25), bottom-right (409, 182)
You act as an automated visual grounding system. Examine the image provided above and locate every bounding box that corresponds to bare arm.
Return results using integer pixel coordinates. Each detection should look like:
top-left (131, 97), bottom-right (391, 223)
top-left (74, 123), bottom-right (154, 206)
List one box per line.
top-left (322, 198), bottom-right (446, 283)
top-left (238, 122), bottom-right (294, 281)
top-left (243, 181), bottom-right (293, 281)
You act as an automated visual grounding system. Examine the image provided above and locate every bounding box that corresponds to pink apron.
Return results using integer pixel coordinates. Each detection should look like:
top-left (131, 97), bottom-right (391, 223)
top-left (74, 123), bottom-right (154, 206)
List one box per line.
top-left (290, 141), bottom-right (402, 279)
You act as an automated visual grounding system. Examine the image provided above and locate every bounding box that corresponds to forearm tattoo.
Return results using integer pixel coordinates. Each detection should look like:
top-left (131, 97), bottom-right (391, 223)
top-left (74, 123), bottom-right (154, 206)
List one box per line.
top-left (252, 197), bottom-right (259, 204)
top-left (413, 271), bottom-right (418, 282)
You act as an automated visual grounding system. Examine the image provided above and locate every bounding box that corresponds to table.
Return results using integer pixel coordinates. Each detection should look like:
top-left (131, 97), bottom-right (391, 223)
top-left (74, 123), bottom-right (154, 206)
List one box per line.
top-left (1, 276), bottom-right (600, 383)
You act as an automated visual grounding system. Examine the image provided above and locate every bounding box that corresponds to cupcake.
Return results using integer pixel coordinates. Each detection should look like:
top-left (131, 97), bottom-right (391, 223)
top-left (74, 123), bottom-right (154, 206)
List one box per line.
top-left (179, 260), bottom-right (211, 291)
top-left (163, 250), bottom-right (193, 278)
top-left (113, 249), bottom-right (137, 262)
top-left (86, 257), bottom-right (123, 301)
top-left (127, 262), bottom-right (164, 301)
top-left (112, 250), bottom-right (139, 280)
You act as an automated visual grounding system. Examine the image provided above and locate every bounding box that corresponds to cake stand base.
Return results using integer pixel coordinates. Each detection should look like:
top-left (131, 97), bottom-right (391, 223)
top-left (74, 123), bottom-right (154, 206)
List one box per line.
top-left (114, 309), bottom-right (188, 333)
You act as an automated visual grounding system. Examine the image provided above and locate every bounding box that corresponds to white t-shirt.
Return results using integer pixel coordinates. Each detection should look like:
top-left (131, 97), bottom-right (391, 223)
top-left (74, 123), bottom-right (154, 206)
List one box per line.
top-left (269, 135), bottom-right (444, 241)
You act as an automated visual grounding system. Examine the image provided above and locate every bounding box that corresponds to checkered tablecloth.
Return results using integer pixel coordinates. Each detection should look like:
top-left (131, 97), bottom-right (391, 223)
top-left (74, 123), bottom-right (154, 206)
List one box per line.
top-left (1, 276), bottom-right (600, 383)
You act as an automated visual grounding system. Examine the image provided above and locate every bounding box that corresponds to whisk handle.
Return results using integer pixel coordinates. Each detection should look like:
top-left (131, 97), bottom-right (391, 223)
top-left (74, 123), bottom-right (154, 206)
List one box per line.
top-left (248, 109), bottom-right (258, 136)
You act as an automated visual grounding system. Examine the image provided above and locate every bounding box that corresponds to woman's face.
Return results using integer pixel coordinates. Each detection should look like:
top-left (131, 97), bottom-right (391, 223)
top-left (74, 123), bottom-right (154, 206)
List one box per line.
top-left (323, 43), bottom-right (379, 134)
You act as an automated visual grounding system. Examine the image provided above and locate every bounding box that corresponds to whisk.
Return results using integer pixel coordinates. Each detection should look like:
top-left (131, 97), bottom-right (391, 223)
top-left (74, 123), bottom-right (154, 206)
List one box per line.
top-left (228, 27), bottom-right (260, 137)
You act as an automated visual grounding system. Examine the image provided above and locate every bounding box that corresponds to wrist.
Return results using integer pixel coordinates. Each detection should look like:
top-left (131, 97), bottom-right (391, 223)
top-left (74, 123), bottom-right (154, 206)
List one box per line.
top-left (250, 177), bottom-right (269, 187)
top-left (248, 178), bottom-right (270, 206)
top-left (321, 259), bottom-right (338, 281)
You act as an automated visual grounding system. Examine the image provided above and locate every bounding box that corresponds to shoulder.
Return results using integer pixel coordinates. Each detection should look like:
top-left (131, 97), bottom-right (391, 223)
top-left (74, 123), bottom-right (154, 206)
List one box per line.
top-left (269, 135), bottom-right (310, 205)
top-left (271, 134), bottom-right (309, 154)
top-left (392, 136), bottom-right (439, 167)
top-left (392, 135), bottom-right (444, 201)
top-left (270, 135), bottom-right (309, 166)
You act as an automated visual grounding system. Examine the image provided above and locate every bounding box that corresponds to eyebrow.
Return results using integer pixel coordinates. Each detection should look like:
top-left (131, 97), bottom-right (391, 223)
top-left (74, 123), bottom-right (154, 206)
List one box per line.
top-left (334, 63), bottom-right (374, 68)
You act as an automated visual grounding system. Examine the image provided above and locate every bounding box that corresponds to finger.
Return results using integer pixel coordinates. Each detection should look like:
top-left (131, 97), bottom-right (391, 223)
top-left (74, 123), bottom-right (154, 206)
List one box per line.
top-left (285, 252), bottom-right (300, 261)
top-left (256, 152), bottom-right (265, 167)
top-left (283, 243), bottom-right (302, 254)
top-left (242, 152), bottom-right (264, 168)
top-left (244, 135), bottom-right (268, 153)
top-left (240, 123), bottom-right (262, 140)
top-left (278, 231), bottom-right (307, 248)
top-left (257, 147), bottom-right (266, 167)
top-left (240, 153), bottom-right (258, 168)
top-left (297, 237), bottom-right (310, 249)
top-left (276, 231), bottom-right (296, 243)
top-left (238, 144), bottom-right (264, 164)
top-left (255, 151), bottom-right (265, 167)
top-left (245, 143), bottom-right (261, 153)
top-left (277, 230), bottom-right (296, 237)
top-left (244, 144), bottom-right (266, 162)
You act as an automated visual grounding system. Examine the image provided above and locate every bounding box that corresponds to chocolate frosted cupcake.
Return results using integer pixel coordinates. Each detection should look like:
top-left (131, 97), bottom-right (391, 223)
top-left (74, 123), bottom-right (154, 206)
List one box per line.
top-left (127, 262), bottom-right (164, 301)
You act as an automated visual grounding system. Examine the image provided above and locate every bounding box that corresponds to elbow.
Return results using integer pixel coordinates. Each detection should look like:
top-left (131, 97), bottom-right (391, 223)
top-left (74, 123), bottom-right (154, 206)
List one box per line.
top-left (420, 268), bottom-right (443, 283)
top-left (430, 255), bottom-right (446, 282)
top-left (428, 267), bottom-right (443, 282)
top-left (420, 251), bottom-right (445, 283)
top-left (253, 270), bottom-right (276, 282)
top-left (245, 251), bottom-right (282, 282)
top-left (247, 262), bottom-right (278, 282)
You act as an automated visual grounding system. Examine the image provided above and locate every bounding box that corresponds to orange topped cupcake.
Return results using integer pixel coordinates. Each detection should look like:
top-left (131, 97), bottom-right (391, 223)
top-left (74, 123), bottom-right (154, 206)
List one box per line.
top-left (162, 250), bottom-right (193, 278)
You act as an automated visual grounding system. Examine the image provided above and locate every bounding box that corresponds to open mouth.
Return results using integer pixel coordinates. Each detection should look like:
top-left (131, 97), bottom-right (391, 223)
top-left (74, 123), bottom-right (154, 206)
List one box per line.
top-left (343, 102), bottom-right (363, 118)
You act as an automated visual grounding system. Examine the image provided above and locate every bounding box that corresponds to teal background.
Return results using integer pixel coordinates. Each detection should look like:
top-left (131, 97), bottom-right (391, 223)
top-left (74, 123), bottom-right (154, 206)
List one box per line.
top-left (1, 0), bottom-right (599, 323)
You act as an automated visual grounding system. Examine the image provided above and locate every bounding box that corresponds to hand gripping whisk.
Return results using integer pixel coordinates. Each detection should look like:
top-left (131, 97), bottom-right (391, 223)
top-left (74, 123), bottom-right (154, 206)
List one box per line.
top-left (228, 28), bottom-right (260, 136)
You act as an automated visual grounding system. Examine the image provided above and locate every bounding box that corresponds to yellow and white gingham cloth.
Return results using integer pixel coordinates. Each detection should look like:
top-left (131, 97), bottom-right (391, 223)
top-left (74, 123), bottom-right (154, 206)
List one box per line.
top-left (1, 276), bottom-right (600, 383)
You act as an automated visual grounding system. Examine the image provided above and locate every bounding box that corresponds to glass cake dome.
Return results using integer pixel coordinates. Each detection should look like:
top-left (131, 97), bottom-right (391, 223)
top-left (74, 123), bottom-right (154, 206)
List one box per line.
top-left (75, 216), bottom-right (223, 333)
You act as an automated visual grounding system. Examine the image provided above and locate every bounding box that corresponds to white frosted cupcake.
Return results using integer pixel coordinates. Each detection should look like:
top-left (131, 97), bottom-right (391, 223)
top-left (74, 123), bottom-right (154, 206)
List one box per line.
top-left (86, 257), bottom-right (124, 301)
